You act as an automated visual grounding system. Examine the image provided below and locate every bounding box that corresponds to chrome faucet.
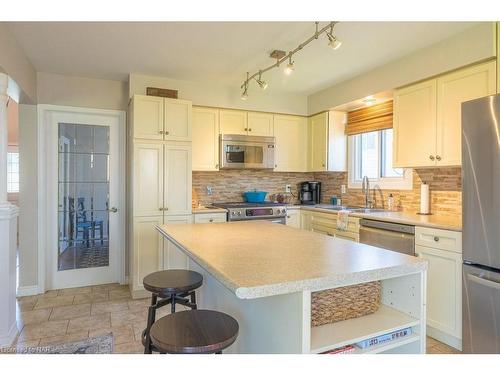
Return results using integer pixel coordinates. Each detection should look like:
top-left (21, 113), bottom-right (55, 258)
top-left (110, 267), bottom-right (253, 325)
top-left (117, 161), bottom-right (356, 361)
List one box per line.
top-left (361, 176), bottom-right (372, 209)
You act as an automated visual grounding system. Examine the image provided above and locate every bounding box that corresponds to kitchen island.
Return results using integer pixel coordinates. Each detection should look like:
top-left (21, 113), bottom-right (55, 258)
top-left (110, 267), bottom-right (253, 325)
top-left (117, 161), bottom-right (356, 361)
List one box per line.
top-left (157, 221), bottom-right (428, 354)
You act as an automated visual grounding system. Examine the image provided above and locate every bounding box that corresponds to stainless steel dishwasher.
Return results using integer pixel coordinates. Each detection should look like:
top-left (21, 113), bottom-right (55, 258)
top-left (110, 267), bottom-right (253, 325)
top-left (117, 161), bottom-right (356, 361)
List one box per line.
top-left (359, 219), bottom-right (415, 256)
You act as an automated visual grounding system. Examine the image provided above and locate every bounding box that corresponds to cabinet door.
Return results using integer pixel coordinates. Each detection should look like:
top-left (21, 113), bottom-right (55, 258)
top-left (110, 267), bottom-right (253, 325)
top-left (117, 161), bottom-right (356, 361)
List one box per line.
top-left (163, 240), bottom-right (189, 271)
top-left (164, 143), bottom-right (192, 216)
top-left (133, 143), bottom-right (163, 217)
top-left (219, 109), bottom-right (248, 135)
top-left (274, 115), bottom-right (307, 172)
top-left (285, 210), bottom-right (301, 228)
top-left (192, 107), bottom-right (220, 171)
top-left (132, 95), bottom-right (164, 140)
top-left (416, 245), bottom-right (462, 339)
top-left (247, 112), bottom-right (274, 136)
top-left (393, 79), bottom-right (437, 167)
top-left (132, 215), bottom-right (163, 291)
top-left (164, 99), bottom-right (192, 141)
top-left (308, 112), bottom-right (328, 171)
top-left (436, 61), bottom-right (496, 166)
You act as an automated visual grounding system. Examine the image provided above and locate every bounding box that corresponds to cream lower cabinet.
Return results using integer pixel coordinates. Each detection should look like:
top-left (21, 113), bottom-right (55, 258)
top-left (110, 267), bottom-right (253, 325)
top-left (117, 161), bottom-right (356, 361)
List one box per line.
top-left (274, 115), bottom-right (307, 172)
top-left (305, 210), bottom-right (359, 242)
top-left (415, 227), bottom-right (462, 349)
top-left (285, 209), bottom-right (301, 228)
top-left (192, 107), bottom-right (219, 171)
top-left (394, 61), bottom-right (496, 167)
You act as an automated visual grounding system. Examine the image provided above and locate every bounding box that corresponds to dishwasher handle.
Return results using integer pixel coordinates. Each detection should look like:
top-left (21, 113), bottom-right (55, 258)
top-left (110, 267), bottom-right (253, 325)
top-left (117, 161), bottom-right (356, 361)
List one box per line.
top-left (359, 219), bottom-right (415, 234)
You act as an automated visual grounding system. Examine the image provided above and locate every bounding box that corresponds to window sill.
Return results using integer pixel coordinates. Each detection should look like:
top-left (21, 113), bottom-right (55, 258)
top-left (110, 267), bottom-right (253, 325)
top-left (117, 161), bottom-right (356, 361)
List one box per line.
top-left (348, 170), bottom-right (413, 191)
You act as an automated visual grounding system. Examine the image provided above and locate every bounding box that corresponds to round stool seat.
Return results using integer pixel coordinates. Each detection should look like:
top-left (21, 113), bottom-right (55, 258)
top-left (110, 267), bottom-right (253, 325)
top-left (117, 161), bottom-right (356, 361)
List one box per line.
top-left (143, 270), bottom-right (203, 296)
top-left (150, 310), bottom-right (239, 354)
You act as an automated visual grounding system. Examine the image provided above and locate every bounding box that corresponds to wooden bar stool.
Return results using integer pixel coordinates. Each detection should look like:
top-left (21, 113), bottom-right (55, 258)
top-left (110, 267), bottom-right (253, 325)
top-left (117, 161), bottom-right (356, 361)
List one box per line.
top-left (149, 310), bottom-right (239, 354)
top-left (142, 269), bottom-right (203, 354)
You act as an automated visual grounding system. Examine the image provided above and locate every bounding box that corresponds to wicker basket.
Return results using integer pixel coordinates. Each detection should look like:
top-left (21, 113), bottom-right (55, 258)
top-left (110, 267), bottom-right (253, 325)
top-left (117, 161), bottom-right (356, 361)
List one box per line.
top-left (311, 281), bottom-right (381, 326)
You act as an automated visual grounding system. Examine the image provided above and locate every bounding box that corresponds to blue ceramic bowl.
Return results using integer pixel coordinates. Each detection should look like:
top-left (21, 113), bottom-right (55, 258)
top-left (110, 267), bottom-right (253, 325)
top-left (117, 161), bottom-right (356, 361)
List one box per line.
top-left (244, 191), bottom-right (268, 203)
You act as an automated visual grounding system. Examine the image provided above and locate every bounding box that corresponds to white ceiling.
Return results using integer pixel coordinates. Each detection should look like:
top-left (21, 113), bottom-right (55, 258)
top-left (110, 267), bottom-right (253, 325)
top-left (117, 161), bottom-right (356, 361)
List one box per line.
top-left (7, 21), bottom-right (478, 95)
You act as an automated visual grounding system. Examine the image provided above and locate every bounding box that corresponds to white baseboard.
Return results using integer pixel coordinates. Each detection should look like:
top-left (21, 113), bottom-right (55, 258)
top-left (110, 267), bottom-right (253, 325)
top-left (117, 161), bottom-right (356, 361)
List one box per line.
top-left (427, 325), bottom-right (462, 351)
top-left (0, 323), bottom-right (19, 348)
top-left (17, 285), bottom-right (42, 297)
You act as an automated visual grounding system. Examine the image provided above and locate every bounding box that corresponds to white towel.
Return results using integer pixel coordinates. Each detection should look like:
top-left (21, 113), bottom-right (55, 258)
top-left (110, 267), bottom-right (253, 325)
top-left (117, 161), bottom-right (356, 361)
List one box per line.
top-left (336, 210), bottom-right (350, 231)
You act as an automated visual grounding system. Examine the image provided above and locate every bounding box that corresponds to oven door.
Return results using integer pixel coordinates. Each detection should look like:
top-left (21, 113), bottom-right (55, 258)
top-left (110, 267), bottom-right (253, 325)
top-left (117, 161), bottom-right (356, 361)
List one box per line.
top-left (220, 137), bottom-right (274, 169)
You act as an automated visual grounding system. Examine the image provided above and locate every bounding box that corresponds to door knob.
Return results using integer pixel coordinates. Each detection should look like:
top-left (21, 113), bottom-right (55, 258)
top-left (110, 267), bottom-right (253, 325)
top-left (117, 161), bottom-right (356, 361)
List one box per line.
top-left (108, 207), bottom-right (118, 213)
top-left (429, 155), bottom-right (435, 161)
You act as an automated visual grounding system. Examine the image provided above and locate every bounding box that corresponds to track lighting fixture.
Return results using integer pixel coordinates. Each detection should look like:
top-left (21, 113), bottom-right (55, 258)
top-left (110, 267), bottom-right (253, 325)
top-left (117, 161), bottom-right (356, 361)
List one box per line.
top-left (240, 21), bottom-right (340, 100)
top-left (327, 24), bottom-right (342, 50)
top-left (284, 55), bottom-right (295, 75)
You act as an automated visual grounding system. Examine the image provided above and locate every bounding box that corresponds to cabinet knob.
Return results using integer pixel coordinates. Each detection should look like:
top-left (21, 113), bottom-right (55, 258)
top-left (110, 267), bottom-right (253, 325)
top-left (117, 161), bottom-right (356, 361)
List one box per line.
top-left (159, 207), bottom-right (163, 211)
top-left (248, 128), bottom-right (252, 131)
top-left (165, 130), bottom-right (170, 135)
top-left (158, 130), bottom-right (164, 134)
top-left (244, 128), bottom-right (248, 131)
top-left (215, 164), bottom-right (219, 169)
top-left (209, 218), bottom-right (214, 223)
top-left (429, 155), bottom-right (435, 161)
top-left (436, 155), bottom-right (441, 161)
top-left (274, 164), bottom-right (277, 168)
top-left (322, 163), bottom-right (325, 167)
top-left (434, 236), bottom-right (440, 242)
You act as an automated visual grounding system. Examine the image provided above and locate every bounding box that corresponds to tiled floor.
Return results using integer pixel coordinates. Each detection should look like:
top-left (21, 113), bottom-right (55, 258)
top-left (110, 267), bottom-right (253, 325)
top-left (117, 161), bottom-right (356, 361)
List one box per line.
top-left (11, 283), bottom-right (461, 354)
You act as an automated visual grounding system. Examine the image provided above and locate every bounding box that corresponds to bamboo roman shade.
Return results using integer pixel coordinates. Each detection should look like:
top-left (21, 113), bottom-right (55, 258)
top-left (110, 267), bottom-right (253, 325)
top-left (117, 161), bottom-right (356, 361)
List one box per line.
top-left (346, 100), bottom-right (393, 136)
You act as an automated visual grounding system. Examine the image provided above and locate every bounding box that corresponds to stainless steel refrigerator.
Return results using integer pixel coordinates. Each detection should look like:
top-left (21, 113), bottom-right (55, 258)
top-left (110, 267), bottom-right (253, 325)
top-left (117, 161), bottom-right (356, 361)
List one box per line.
top-left (462, 94), bottom-right (500, 353)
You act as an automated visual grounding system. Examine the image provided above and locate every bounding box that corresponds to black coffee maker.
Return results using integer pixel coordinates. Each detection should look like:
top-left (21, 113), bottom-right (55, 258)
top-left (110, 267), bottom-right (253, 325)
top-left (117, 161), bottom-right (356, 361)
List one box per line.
top-left (299, 181), bottom-right (321, 205)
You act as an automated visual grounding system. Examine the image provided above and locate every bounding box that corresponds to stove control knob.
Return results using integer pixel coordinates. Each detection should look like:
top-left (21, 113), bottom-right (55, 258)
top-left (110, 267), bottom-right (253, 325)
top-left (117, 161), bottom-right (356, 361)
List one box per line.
top-left (231, 211), bottom-right (236, 216)
top-left (237, 211), bottom-right (242, 216)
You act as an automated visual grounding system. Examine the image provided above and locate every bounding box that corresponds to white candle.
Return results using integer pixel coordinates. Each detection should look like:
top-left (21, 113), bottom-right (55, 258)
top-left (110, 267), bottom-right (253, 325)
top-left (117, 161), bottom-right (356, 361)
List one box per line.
top-left (420, 182), bottom-right (430, 214)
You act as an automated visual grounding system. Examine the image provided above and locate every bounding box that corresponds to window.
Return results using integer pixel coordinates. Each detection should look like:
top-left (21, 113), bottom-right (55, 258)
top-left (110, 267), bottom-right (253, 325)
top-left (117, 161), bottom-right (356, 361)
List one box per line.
top-left (348, 129), bottom-right (412, 189)
top-left (7, 152), bottom-right (20, 193)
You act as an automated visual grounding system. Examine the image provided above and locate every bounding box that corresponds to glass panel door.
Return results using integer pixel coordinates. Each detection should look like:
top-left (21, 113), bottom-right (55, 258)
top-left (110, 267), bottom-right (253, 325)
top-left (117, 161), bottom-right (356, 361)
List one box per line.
top-left (58, 123), bottom-right (110, 271)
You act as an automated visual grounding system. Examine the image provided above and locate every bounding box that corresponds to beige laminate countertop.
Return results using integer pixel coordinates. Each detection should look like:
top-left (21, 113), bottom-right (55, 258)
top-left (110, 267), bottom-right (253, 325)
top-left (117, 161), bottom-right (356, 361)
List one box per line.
top-left (157, 221), bottom-right (427, 300)
top-left (192, 206), bottom-right (228, 214)
top-left (296, 205), bottom-right (462, 231)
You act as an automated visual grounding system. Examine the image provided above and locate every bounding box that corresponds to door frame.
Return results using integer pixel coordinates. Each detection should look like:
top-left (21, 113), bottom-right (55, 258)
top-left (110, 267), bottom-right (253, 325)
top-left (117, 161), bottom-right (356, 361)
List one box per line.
top-left (37, 105), bottom-right (126, 291)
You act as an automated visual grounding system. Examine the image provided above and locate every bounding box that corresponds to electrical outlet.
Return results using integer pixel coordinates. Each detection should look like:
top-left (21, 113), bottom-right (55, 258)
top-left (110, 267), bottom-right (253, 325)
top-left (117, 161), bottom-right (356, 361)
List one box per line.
top-left (206, 186), bottom-right (213, 195)
top-left (285, 184), bottom-right (291, 193)
top-left (341, 184), bottom-right (347, 194)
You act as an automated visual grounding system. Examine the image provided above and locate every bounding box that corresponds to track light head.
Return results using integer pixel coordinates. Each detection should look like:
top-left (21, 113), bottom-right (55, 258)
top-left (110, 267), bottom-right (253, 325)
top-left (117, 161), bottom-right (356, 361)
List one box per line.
top-left (327, 32), bottom-right (342, 50)
top-left (284, 55), bottom-right (295, 75)
top-left (255, 72), bottom-right (268, 90)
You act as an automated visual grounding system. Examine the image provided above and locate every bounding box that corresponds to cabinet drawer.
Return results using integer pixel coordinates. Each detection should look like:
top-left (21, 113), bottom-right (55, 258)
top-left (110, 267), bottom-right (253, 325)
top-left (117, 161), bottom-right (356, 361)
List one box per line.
top-left (194, 213), bottom-right (227, 223)
top-left (415, 226), bottom-right (462, 253)
top-left (311, 222), bottom-right (335, 236)
top-left (334, 230), bottom-right (359, 242)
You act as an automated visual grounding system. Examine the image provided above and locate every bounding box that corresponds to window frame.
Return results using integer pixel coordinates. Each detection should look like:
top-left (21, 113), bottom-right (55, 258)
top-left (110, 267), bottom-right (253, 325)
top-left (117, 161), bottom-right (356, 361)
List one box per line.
top-left (7, 151), bottom-right (20, 193)
top-left (347, 130), bottom-right (413, 190)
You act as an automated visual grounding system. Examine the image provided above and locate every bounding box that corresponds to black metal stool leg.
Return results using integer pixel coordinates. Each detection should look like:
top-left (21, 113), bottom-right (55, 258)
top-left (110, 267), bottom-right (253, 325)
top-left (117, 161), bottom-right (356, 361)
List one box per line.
top-left (143, 294), bottom-right (158, 354)
top-left (171, 294), bottom-right (176, 314)
top-left (190, 291), bottom-right (197, 310)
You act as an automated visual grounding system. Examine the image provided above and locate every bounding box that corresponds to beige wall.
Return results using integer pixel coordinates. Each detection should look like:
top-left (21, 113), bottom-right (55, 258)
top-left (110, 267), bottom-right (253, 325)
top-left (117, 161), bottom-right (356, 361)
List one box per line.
top-left (308, 23), bottom-right (496, 114)
top-left (0, 23), bottom-right (37, 104)
top-left (37, 72), bottom-right (129, 110)
top-left (18, 104), bottom-right (38, 289)
top-left (129, 73), bottom-right (308, 116)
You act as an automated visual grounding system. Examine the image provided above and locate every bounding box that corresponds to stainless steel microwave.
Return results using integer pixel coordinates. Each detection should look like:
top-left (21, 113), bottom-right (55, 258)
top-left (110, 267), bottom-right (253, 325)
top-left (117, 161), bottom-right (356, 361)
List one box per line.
top-left (220, 134), bottom-right (275, 170)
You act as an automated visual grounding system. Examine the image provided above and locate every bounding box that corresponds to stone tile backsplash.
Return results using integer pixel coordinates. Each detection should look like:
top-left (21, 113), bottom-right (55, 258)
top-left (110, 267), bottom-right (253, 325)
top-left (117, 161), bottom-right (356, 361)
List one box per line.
top-left (193, 167), bottom-right (462, 217)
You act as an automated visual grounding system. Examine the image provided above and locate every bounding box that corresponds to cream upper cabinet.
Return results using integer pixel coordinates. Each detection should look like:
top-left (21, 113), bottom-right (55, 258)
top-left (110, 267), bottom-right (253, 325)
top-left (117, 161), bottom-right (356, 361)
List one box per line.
top-left (273, 115), bottom-right (307, 172)
top-left (498, 23), bottom-right (500, 93)
top-left (247, 112), bottom-right (274, 136)
top-left (393, 79), bottom-right (437, 168)
top-left (436, 61), bottom-right (496, 166)
top-left (133, 142), bottom-right (164, 217)
top-left (192, 107), bottom-right (220, 171)
top-left (219, 109), bottom-right (248, 135)
top-left (164, 143), bottom-right (192, 216)
top-left (308, 112), bottom-right (328, 171)
top-left (394, 61), bottom-right (497, 168)
top-left (132, 95), bottom-right (164, 140)
top-left (164, 99), bottom-right (192, 141)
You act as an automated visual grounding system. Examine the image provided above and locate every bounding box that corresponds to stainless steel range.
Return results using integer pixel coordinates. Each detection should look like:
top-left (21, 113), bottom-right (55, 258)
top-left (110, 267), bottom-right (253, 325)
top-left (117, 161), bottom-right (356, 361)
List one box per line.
top-left (212, 202), bottom-right (287, 224)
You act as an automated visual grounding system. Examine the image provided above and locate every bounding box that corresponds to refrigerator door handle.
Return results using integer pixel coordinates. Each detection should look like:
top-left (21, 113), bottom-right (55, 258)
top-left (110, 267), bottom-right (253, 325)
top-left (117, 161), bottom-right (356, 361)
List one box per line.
top-left (467, 273), bottom-right (500, 290)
